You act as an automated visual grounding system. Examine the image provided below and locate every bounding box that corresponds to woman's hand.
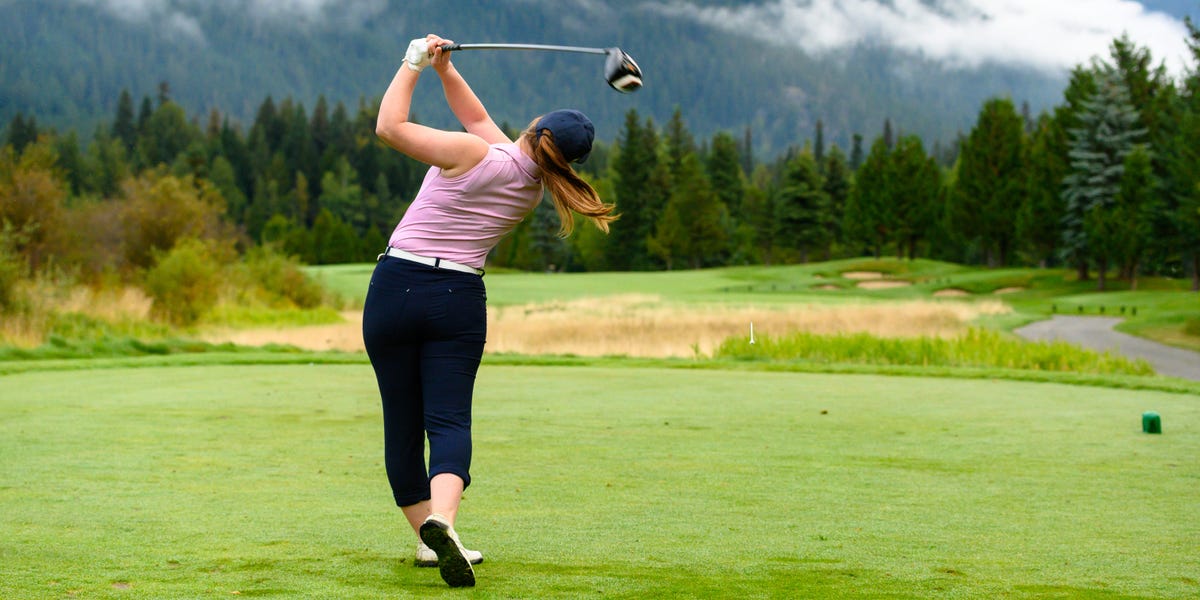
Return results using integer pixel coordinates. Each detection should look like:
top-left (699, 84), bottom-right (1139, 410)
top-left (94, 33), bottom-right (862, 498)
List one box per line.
top-left (425, 34), bottom-right (455, 73)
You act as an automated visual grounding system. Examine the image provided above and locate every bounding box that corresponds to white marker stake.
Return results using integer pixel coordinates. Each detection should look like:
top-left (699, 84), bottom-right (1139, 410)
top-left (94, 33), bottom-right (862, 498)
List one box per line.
top-left (750, 321), bottom-right (756, 345)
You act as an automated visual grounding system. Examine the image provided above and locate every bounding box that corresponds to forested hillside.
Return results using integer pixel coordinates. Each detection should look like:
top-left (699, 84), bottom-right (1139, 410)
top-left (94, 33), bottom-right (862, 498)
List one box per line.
top-left (2, 3), bottom-right (1198, 349)
top-left (0, 0), bottom-right (1074, 154)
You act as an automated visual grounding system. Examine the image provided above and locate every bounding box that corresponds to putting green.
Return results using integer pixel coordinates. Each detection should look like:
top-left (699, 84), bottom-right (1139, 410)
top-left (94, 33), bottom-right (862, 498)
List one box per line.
top-left (1, 364), bottom-right (1197, 598)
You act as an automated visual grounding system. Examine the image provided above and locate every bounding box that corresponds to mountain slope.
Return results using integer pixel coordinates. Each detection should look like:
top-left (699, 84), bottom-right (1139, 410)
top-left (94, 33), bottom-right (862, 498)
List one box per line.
top-left (1, 0), bottom-right (1078, 153)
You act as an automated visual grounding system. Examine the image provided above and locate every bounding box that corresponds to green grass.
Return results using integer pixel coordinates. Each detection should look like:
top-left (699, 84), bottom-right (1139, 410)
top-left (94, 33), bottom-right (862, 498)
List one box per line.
top-left (310, 258), bottom-right (1200, 357)
top-left (311, 258), bottom-right (1195, 317)
top-left (0, 335), bottom-right (310, 361)
top-left (2, 364), bottom-right (1198, 598)
top-left (203, 304), bottom-right (345, 328)
top-left (717, 328), bottom-right (1155, 375)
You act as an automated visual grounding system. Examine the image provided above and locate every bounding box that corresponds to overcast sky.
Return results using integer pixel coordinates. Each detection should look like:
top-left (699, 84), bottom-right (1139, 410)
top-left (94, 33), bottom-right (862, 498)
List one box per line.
top-left (70, 0), bottom-right (1194, 74)
top-left (649, 0), bottom-right (1193, 74)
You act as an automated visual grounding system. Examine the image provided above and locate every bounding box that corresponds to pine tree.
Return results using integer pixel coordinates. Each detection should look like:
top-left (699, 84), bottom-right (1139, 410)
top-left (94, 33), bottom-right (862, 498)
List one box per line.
top-left (280, 100), bottom-right (317, 195)
top-left (85, 130), bottom-right (129, 199)
top-left (209, 156), bottom-right (246, 222)
top-left (136, 96), bottom-right (153, 138)
top-left (53, 132), bottom-right (86, 196)
top-left (708, 131), bottom-right (744, 215)
top-left (814, 120), bottom-right (825, 167)
top-left (318, 157), bottom-right (365, 234)
top-left (112, 89), bottom-right (137, 154)
top-left (217, 118), bottom-right (254, 213)
top-left (774, 150), bottom-right (828, 263)
top-left (821, 145), bottom-right (852, 259)
top-left (1063, 66), bottom-right (1146, 290)
top-left (664, 107), bottom-right (694, 176)
top-left (844, 137), bottom-right (891, 258)
top-left (888, 135), bottom-right (941, 259)
top-left (741, 126), bottom-right (754, 176)
top-left (1018, 113), bottom-right (1068, 267)
top-left (1171, 16), bottom-right (1200, 290)
top-left (137, 101), bottom-right (200, 168)
top-left (849, 134), bottom-right (864, 171)
top-left (741, 175), bottom-right (774, 264)
top-left (1111, 145), bottom-right (1160, 288)
top-left (1055, 66), bottom-right (1099, 279)
top-left (1108, 35), bottom-right (1177, 277)
top-left (952, 97), bottom-right (1026, 266)
top-left (311, 96), bottom-right (331, 161)
top-left (608, 110), bottom-right (665, 270)
top-left (5, 113), bottom-right (37, 154)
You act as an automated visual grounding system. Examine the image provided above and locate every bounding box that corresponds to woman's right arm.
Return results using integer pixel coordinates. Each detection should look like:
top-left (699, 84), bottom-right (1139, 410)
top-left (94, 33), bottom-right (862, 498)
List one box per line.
top-left (427, 37), bottom-right (511, 145)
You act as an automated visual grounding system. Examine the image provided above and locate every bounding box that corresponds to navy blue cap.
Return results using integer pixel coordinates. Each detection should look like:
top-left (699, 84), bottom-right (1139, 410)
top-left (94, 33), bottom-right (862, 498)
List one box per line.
top-left (536, 109), bottom-right (594, 164)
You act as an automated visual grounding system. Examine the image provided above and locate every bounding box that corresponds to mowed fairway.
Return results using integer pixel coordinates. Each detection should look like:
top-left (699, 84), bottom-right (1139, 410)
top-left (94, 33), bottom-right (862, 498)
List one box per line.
top-left (2, 364), bottom-right (1198, 598)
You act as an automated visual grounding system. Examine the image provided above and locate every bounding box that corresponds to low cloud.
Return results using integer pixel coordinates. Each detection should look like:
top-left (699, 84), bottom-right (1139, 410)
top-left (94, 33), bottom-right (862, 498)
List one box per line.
top-left (70, 0), bottom-right (387, 42)
top-left (647, 0), bottom-right (1193, 74)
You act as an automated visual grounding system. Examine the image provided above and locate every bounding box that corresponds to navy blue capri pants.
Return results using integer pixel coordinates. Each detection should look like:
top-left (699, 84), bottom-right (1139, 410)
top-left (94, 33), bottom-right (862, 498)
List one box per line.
top-left (362, 256), bottom-right (487, 507)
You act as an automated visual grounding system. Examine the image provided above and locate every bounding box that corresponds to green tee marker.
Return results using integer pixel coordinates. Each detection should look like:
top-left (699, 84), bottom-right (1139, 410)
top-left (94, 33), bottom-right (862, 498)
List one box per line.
top-left (1142, 411), bottom-right (1162, 434)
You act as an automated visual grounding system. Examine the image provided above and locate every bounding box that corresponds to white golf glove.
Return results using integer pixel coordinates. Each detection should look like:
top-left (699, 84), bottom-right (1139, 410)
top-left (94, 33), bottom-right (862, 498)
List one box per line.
top-left (405, 38), bottom-right (430, 72)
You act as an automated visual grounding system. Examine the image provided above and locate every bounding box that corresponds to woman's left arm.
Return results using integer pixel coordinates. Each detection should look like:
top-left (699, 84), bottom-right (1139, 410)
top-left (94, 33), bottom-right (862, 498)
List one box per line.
top-left (375, 47), bottom-right (489, 176)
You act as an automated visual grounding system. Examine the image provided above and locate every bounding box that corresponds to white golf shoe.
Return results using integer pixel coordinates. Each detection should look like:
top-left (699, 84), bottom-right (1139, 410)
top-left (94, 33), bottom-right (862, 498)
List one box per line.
top-left (416, 541), bottom-right (483, 567)
top-left (419, 513), bottom-right (476, 587)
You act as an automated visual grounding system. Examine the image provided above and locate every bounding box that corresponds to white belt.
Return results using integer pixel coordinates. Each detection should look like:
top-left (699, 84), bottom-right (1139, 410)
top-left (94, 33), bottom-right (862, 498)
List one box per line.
top-left (378, 247), bottom-right (484, 276)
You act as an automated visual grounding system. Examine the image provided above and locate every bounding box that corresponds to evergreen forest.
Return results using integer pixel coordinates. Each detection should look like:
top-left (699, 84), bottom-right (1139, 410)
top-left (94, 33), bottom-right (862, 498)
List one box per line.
top-left (4, 26), bottom-right (1200, 311)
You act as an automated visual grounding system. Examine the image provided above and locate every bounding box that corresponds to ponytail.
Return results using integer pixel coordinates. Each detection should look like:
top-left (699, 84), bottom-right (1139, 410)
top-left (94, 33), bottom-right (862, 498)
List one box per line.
top-left (523, 119), bottom-right (618, 236)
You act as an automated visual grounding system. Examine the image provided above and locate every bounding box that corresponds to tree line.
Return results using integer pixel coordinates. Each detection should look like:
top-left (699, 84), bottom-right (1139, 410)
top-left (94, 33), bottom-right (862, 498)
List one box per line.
top-left (3, 28), bottom-right (1199, 293)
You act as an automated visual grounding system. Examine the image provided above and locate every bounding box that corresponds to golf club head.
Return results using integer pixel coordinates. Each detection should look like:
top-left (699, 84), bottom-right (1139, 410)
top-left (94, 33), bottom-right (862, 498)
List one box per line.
top-left (604, 48), bottom-right (643, 93)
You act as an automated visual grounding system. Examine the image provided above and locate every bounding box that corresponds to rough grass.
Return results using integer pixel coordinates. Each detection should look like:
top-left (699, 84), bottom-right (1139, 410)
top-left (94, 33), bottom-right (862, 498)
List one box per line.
top-left (0, 280), bottom-right (343, 350)
top-left (486, 295), bottom-right (1010, 358)
top-left (2, 364), bottom-right (1197, 598)
top-left (716, 328), bottom-right (1156, 375)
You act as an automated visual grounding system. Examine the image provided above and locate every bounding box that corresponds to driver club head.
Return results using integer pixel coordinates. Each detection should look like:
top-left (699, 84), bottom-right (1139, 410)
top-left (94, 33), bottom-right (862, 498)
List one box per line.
top-left (604, 48), bottom-right (643, 93)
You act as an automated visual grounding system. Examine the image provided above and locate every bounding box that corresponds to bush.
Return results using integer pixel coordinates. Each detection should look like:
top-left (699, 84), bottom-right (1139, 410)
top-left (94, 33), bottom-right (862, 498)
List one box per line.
top-left (119, 172), bottom-right (235, 272)
top-left (144, 238), bottom-right (223, 326)
top-left (242, 245), bottom-right (328, 309)
top-left (0, 225), bottom-right (27, 312)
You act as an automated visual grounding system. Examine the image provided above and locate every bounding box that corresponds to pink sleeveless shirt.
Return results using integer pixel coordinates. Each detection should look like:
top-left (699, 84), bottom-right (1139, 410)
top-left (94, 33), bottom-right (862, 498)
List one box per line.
top-left (388, 143), bottom-right (542, 269)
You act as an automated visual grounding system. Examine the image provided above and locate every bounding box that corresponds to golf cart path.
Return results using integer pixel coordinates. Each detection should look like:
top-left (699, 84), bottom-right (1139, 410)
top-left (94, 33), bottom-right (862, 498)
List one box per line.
top-left (1014, 316), bottom-right (1200, 381)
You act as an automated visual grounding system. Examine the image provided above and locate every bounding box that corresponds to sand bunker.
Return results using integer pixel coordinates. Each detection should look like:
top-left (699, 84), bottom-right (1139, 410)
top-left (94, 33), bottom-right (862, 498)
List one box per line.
top-left (933, 289), bottom-right (970, 297)
top-left (842, 271), bottom-right (884, 280)
top-left (994, 287), bottom-right (1026, 295)
top-left (856, 280), bottom-right (911, 290)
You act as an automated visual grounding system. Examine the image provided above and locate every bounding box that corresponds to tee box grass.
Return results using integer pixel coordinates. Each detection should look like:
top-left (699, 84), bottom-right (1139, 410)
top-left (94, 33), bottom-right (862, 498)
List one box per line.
top-left (2, 364), bottom-right (1197, 598)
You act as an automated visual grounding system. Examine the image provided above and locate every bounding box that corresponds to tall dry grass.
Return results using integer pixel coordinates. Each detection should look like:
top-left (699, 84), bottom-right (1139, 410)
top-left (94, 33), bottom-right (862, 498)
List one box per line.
top-left (0, 279), bottom-right (153, 348)
top-left (190, 294), bottom-right (1011, 356)
top-left (486, 294), bottom-right (1011, 358)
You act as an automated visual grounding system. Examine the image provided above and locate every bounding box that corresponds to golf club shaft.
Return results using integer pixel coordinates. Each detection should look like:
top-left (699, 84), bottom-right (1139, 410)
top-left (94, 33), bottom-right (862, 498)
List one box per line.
top-left (440, 43), bottom-right (609, 56)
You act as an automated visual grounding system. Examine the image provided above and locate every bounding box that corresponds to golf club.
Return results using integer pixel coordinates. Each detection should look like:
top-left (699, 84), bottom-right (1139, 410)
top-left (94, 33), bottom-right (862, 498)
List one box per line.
top-left (439, 43), bottom-right (643, 93)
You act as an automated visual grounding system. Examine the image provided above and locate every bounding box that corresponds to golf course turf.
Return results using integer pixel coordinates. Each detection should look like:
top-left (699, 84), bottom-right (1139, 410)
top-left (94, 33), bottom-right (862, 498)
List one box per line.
top-left (2, 363), bottom-right (1197, 598)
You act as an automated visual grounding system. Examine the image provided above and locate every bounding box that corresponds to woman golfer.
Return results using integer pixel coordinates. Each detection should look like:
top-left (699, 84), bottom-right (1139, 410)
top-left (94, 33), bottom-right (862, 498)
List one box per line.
top-left (363, 34), bottom-right (616, 588)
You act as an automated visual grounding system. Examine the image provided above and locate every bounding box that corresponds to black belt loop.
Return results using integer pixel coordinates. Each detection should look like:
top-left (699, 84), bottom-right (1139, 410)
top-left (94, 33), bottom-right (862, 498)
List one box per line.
top-left (434, 258), bottom-right (442, 269)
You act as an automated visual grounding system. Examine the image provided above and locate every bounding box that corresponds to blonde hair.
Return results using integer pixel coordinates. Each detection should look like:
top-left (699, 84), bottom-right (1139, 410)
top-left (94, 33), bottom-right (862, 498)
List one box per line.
top-left (523, 118), bottom-right (618, 236)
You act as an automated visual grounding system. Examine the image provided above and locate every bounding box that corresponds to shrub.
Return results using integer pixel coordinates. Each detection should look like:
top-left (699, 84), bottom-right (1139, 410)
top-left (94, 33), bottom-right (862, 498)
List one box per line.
top-left (0, 142), bottom-right (70, 271)
top-left (0, 226), bottom-right (25, 312)
top-left (144, 238), bottom-right (223, 326)
top-left (242, 245), bottom-right (328, 309)
top-left (119, 171), bottom-right (235, 272)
